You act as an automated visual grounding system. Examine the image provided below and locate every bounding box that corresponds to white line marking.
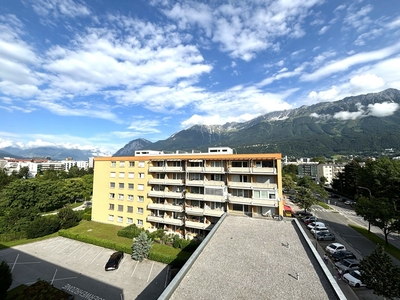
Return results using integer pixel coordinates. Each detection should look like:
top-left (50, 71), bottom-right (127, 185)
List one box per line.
top-left (68, 243), bottom-right (83, 257)
top-left (51, 269), bottom-right (58, 285)
top-left (43, 238), bottom-right (60, 249)
top-left (11, 254), bottom-right (19, 273)
top-left (90, 248), bottom-right (104, 264)
top-left (147, 261), bottom-right (154, 282)
top-left (58, 241), bottom-right (74, 253)
top-left (131, 260), bottom-right (139, 277)
top-left (52, 276), bottom-right (78, 282)
top-left (79, 246), bottom-right (92, 260)
top-left (52, 239), bottom-right (66, 251)
top-left (9, 262), bottom-right (41, 265)
top-left (116, 256), bottom-right (125, 273)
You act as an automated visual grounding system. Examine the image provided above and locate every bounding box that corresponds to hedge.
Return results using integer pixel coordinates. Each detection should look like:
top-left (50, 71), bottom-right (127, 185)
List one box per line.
top-left (117, 224), bottom-right (145, 239)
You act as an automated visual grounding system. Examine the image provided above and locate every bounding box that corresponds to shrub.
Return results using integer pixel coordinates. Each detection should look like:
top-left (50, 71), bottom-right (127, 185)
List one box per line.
top-left (117, 224), bottom-right (145, 239)
top-left (26, 216), bottom-right (60, 239)
top-left (58, 208), bottom-right (80, 229)
top-left (0, 260), bottom-right (12, 299)
top-left (132, 232), bottom-right (153, 262)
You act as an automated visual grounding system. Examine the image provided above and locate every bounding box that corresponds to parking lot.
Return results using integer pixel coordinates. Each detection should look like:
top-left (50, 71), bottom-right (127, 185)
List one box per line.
top-left (1, 237), bottom-right (169, 300)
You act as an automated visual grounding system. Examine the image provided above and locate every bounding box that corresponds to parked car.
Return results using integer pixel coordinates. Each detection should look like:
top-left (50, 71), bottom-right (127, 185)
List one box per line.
top-left (325, 243), bottom-right (346, 254)
top-left (316, 232), bottom-right (335, 241)
top-left (304, 218), bottom-right (319, 225)
top-left (295, 211), bottom-right (313, 217)
top-left (311, 226), bottom-right (329, 235)
top-left (344, 200), bottom-right (354, 205)
top-left (105, 251), bottom-right (124, 271)
top-left (307, 222), bottom-right (325, 230)
top-left (302, 216), bottom-right (317, 223)
top-left (335, 258), bottom-right (360, 273)
top-left (343, 270), bottom-right (367, 287)
top-left (332, 250), bottom-right (357, 262)
top-left (331, 194), bottom-right (340, 198)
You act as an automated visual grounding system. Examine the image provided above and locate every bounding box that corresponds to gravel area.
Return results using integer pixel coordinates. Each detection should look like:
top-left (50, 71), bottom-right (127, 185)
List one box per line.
top-left (169, 215), bottom-right (338, 300)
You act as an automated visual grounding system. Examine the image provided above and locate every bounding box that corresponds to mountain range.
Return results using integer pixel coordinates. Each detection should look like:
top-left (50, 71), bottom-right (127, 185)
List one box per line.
top-left (114, 88), bottom-right (400, 158)
top-left (2, 89), bottom-right (400, 160)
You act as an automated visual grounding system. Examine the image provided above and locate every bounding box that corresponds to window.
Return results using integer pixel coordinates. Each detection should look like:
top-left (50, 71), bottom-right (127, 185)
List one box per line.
top-left (205, 187), bottom-right (223, 196)
top-left (138, 161), bottom-right (145, 168)
top-left (189, 173), bottom-right (204, 180)
top-left (129, 161), bottom-right (135, 167)
top-left (110, 182), bottom-right (115, 188)
top-left (128, 183), bottom-right (134, 190)
top-left (108, 214), bottom-right (114, 221)
top-left (171, 173), bottom-right (183, 180)
top-left (110, 172), bottom-right (116, 178)
top-left (118, 205), bottom-right (123, 212)
top-left (118, 194), bottom-right (124, 200)
top-left (128, 194), bottom-right (133, 201)
top-left (210, 174), bottom-right (223, 181)
top-left (231, 175), bottom-right (248, 182)
top-left (119, 172), bottom-right (125, 178)
top-left (255, 160), bottom-right (274, 168)
top-left (232, 189), bottom-right (249, 197)
top-left (138, 184), bottom-right (144, 191)
top-left (190, 186), bottom-right (204, 194)
top-left (127, 217), bottom-right (133, 224)
top-left (119, 183), bottom-right (124, 189)
top-left (269, 193), bottom-right (276, 199)
top-left (155, 161), bottom-right (164, 167)
top-left (169, 161), bottom-right (181, 167)
top-left (137, 207), bottom-right (144, 214)
top-left (232, 161), bottom-right (248, 168)
top-left (111, 161), bottom-right (116, 167)
top-left (253, 190), bottom-right (268, 199)
top-left (127, 206), bottom-right (133, 213)
top-left (210, 160), bottom-right (223, 167)
top-left (189, 161), bottom-right (203, 167)
top-left (119, 161), bottom-right (125, 167)
top-left (109, 204), bottom-right (114, 210)
top-left (137, 219), bottom-right (143, 226)
top-left (128, 172), bottom-right (134, 178)
top-left (118, 216), bottom-right (123, 223)
top-left (109, 193), bottom-right (115, 199)
top-left (138, 196), bottom-right (144, 202)
top-left (139, 173), bottom-right (145, 179)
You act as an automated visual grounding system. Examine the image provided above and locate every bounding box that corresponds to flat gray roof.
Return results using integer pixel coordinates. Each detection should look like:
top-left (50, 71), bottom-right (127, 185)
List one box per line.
top-left (168, 215), bottom-right (339, 300)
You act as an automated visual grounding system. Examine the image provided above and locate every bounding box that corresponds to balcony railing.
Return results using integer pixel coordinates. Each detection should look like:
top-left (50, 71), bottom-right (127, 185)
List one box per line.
top-left (148, 166), bottom-right (184, 172)
top-left (229, 196), bottom-right (279, 207)
top-left (148, 179), bottom-right (184, 185)
top-left (203, 208), bottom-right (225, 217)
top-left (227, 167), bottom-right (277, 174)
top-left (185, 206), bottom-right (204, 216)
top-left (186, 179), bottom-right (225, 187)
top-left (147, 203), bottom-right (184, 212)
top-left (185, 193), bottom-right (227, 202)
top-left (146, 215), bottom-right (183, 226)
top-left (147, 190), bottom-right (184, 199)
top-left (227, 182), bottom-right (277, 189)
top-left (185, 220), bottom-right (214, 230)
top-left (203, 167), bottom-right (225, 173)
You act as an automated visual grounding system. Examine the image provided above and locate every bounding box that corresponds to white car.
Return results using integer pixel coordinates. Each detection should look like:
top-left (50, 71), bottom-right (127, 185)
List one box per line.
top-left (325, 243), bottom-right (346, 254)
top-left (307, 222), bottom-right (325, 230)
top-left (343, 270), bottom-right (367, 287)
top-left (311, 226), bottom-right (329, 235)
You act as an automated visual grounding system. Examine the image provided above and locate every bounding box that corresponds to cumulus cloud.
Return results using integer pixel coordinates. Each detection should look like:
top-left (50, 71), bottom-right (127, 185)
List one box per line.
top-left (368, 102), bottom-right (399, 117)
top-left (350, 74), bottom-right (384, 91)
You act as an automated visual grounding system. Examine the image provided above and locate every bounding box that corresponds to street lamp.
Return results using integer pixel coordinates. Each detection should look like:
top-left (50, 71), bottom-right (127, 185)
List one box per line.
top-left (357, 186), bottom-right (372, 233)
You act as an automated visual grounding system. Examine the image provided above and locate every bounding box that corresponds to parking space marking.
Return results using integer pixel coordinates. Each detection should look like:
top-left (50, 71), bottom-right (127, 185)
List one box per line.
top-left (43, 237), bottom-right (61, 249)
top-left (62, 283), bottom-right (105, 300)
top-left (68, 243), bottom-right (83, 257)
top-left (11, 254), bottom-right (19, 272)
top-left (52, 239), bottom-right (68, 251)
top-left (90, 248), bottom-right (104, 264)
top-left (53, 276), bottom-right (79, 282)
top-left (131, 260), bottom-right (139, 277)
top-left (79, 246), bottom-right (93, 260)
top-left (51, 269), bottom-right (58, 285)
top-left (147, 261), bottom-right (154, 282)
top-left (116, 256), bottom-right (125, 273)
top-left (58, 241), bottom-right (75, 254)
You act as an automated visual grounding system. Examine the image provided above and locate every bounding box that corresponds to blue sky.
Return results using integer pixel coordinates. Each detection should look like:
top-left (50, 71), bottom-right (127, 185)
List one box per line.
top-left (1, 0), bottom-right (400, 155)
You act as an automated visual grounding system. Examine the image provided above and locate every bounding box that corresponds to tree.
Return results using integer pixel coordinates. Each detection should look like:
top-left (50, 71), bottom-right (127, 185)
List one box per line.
top-left (58, 207), bottom-right (80, 229)
top-left (131, 232), bottom-right (153, 262)
top-left (360, 245), bottom-right (400, 299)
top-left (18, 166), bottom-right (30, 179)
top-left (0, 260), bottom-right (12, 299)
top-left (282, 174), bottom-right (296, 191)
top-left (319, 176), bottom-right (327, 186)
top-left (295, 186), bottom-right (319, 213)
top-left (26, 215), bottom-right (60, 239)
top-left (282, 164), bottom-right (298, 179)
top-left (311, 156), bottom-right (325, 164)
top-left (354, 195), bottom-right (376, 234)
top-left (370, 197), bottom-right (400, 246)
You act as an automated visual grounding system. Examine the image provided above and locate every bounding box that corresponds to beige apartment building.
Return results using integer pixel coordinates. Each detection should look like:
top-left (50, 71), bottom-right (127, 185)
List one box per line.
top-left (91, 147), bottom-right (283, 239)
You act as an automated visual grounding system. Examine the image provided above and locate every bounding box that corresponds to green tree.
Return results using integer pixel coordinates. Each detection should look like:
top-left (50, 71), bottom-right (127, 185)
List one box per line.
top-left (370, 197), bottom-right (400, 246)
top-left (18, 166), bottom-right (30, 179)
top-left (360, 245), bottom-right (400, 299)
top-left (311, 156), bottom-right (325, 164)
top-left (58, 207), bottom-right (80, 229)
top-left (295, 186), bottom-right (319, 213)
top-left (0, 168), bottom-right (11, 191)
top-left (282, 164), bottom-right (298, 179)
top-left (354, 195), bottom-right (376, 234)
top-left (26, 215), bottom-right (60, 239)
top-left (282, 174), bottom-right (296, 191)
top-left (0, 260), bottom-right (12, 299)
top-left (131, 232), bottom-right (153, 262)
top-left (319, 176), bottom-right (327, 186)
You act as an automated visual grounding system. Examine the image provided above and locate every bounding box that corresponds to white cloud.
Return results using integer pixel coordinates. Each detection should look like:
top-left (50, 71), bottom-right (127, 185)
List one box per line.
top-left (368, 102), bottom-right (399, 117)
top-left (301, 42), bottom-right (400, 81)
top-left (318, 26), bottom-right (329, 35)
top-left (307, 86), bottom-right (340, 103)
top-left (387, 17), bottom-right (400, 29)
top-left (127, 119), bottom-right (161, 133)
top-left (349, 74), bottom-right (384, 91)
top-left (334, 110), bottom-right (364, 120)
top-left (28, 0), bottom-right (91, 18)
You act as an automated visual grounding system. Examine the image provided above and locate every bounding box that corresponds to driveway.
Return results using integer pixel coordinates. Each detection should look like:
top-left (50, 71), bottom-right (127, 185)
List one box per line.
top-left (1, 237), bottom-right (169, 300)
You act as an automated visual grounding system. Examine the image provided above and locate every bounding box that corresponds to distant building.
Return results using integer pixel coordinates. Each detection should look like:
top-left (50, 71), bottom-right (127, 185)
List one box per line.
top-left (317, 164), bottom-right (346, 185)
top-left (297, 162), bottom-right (318, 179)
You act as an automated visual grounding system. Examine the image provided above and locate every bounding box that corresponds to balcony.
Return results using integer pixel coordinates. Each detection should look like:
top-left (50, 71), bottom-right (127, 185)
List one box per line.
top-left (147, 203), bottom-right (184, 212)
top-left (185, 193), bottom-right (205, 201)
top-left (203, 167), bottom-right (225, 173)
top-left (146, 215), bottom-right (183, 226)
top-left (228, 196), bottom-right (279, 207)
top-left (185, 206), bottom-right (204, 216)
top-left (148, 178), bottom-right (184, 185)
top-left (186, 167), bottom-right (204, 173)
top-left (227, 167), bottom-right (251, 174)
top-left (251, 167), bottom-right (277, 174)
top-left (227, 182), bottom-right (278, 189)
top-left (148, 190), bottom-right (184, 199)
top-left (186, 179), bottom-right (225, 187)
top-left (203, 208), bottom-right (225, 217)
top-left (185, 220), bottom-right (214, 230)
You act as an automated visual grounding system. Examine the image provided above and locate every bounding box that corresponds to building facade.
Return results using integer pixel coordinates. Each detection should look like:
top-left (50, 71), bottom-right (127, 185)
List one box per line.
top-left (91, 147), bottom-right (283, 239)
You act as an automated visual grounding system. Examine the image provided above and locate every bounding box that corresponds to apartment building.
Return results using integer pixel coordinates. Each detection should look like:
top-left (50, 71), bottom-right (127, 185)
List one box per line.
top-left (91, 147), bottom-right (283, 239)
top-left (317, 163), bottom-right (346, 185)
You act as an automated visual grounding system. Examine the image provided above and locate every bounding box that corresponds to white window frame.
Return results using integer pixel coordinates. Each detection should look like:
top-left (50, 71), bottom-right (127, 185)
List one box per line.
top-left (119, 172), bottom-right (125, 178)
top-left (138, 184), bottom-right (144, 191)
top-left (137, 207), bottom-right (144, 214)
top-left (127, 217), bottom-right (133, 224)
top-left (117, 216), bottom-right (123, 223)
top-left (137, 219), bottom-right (143, 226)
top-left (110, 172), bottom-right (116, 178)
top-left (108, 214), bottom-right (114, 221)
top-left (138, 161), bottom-right (145, 168)
top-left (109, 193), bottom-right (115, 199)
top-left (118, 194), bottom-right (124, 200)
top-left (128, 172), bottom-right (134, 179)
top-left (139, 173), bottom-right (145, 179)
top-left (138, 196), bottom-right (144, 202)
top-left (128, 194), bottom-right (133, 201)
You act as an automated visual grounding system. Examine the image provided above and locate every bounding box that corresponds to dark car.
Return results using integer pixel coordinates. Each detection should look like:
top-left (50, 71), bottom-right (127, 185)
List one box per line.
top-left (105, 251), bottom-right (124, 271)
top-left (315, 232), bottom-right (335, 241)
top-left (295, 211), bottom-right (313, 217)
top-left (332, 250), bottom-right (357, 262)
